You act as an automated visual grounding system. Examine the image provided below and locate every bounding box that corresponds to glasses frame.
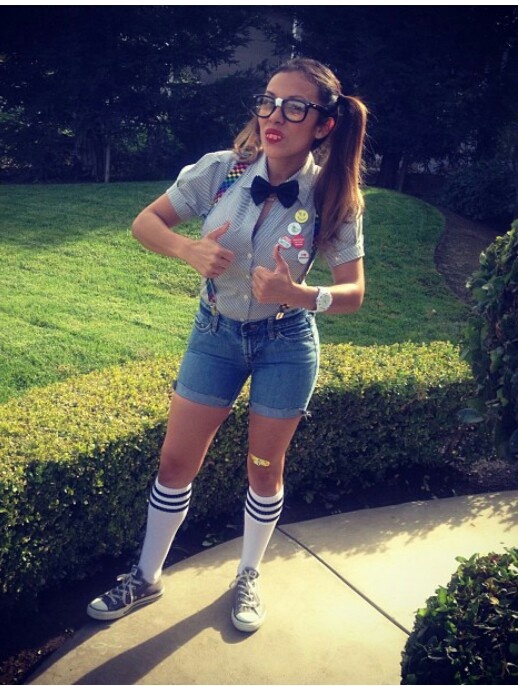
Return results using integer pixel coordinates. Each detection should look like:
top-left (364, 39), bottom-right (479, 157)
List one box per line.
top-left (251, 94), bottom-right (330, 123)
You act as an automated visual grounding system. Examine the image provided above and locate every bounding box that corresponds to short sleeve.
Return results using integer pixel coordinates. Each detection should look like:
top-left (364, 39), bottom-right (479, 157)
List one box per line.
top-left (321, 214), bottom-right (365, 267)
top-left (166, 151), bottom-right (236, 221)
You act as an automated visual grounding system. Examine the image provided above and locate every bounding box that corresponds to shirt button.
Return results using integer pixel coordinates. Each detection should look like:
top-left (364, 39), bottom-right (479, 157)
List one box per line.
top-left (247, 253), bottom-right (252, 259)
top-left (243, 294), bottom-right (249, 300)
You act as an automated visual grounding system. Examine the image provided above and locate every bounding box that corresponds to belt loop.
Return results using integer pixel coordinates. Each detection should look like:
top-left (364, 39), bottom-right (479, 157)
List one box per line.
top-left (267, 315), bottom-right (275, 341)
top-left (210, 309), bottom-right (219, 333)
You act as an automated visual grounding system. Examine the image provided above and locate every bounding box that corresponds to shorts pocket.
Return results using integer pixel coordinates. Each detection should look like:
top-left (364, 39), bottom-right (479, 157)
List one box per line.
top-left (193, 307), bottom-right (212, 334)
top-left (276, 315), bottom-right (315, 342)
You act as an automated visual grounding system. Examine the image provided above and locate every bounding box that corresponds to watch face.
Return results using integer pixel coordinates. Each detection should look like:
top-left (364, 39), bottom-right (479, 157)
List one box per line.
top-left (317, 290), bottom-right (332, 311)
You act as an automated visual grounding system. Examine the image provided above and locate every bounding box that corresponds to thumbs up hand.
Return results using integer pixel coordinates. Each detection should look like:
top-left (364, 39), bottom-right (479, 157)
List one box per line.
top-left (252, 244), bottom-right (295, 304)
top-left (206, 223), bottom-right (231, 243)
top-left (186, 221), bottom-right (235, 278)
top-left (272, 243), bottom-right (290, 276)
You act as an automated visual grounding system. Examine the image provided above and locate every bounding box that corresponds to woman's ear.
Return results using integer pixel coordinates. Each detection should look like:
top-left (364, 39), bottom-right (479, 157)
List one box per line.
top-left (315, 117), bottom-right (336, 141)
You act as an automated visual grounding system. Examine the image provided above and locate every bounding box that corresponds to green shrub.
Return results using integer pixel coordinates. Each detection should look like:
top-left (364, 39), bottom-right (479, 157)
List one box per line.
top-left (401, 548), bottom-right (518, 685)
top-left (0, 342), bottom-right (491, 609)
top-left (439, 161), bottom-right (516, 222)
top-left (461, 221), bottom-right (518, 460)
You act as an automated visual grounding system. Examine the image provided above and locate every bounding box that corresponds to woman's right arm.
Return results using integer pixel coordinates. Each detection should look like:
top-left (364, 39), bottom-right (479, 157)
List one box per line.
top-left (132, 194), bottom-right (234, 278)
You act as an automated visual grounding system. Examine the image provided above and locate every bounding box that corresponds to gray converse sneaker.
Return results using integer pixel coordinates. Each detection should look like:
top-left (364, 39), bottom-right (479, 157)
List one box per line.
top-left (87, 565), bottom-right (164, 621)
top-left (230, 567), bottom-right (266, 632)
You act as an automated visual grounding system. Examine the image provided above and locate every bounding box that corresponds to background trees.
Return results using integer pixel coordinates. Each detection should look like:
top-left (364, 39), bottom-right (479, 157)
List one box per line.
top-left (277, 7), bottom-right (518, 198)
top-left (0, 6), bottom-right (256, 182)
top-left (1, 5), bottom-right (517, 223)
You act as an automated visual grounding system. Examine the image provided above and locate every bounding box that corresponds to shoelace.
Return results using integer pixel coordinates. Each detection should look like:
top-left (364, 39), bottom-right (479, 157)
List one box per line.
top-left (233, 570), bottom-right (260, 611)
top-left (106, 570), bottom-right (142, 605)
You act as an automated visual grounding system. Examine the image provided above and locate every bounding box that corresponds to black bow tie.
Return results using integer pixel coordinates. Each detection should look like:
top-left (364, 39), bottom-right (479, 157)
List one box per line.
top-left (250, 175), bottom-right (299, 208)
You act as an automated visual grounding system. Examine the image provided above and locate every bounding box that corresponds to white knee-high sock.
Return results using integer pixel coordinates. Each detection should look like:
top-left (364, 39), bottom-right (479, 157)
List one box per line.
top-left (137, 478), bottom-right (192, 584)
top-left (238, 486), bottom-right (284, 575)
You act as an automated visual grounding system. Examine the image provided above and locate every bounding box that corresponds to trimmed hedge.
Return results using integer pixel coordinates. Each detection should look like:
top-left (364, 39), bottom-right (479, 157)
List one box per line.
top-left (401, 548), bottom-right (518, 684)
top-left (0, 341), bottom-right (492, 608)
top-left (462, 220), bottom-right (518, 460)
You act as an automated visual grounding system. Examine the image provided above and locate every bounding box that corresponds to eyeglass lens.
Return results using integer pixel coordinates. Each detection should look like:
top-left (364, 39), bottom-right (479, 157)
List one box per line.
top-left (254, 95), bottom-right (308, 122)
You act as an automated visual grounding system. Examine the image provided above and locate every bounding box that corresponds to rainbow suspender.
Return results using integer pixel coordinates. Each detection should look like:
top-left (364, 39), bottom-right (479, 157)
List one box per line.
top-left (206, 161), bottom-right (320, 318)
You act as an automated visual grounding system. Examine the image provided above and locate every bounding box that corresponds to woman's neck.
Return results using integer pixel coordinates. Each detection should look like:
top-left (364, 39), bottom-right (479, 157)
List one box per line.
top-left (266, 154), bottom-right (309, 185)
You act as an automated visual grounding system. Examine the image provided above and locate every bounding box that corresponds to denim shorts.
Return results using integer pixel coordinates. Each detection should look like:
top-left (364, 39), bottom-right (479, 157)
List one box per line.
top-left (175, 301), bottom-right (320, 418)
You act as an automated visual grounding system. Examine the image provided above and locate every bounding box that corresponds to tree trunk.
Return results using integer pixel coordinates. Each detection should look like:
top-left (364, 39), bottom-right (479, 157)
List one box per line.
top-left (377, 151), bottom-right (403, 189)
top-left (396, 153), bottom-right (408, 192)
top-left (104, 141), bottom-right (111, 183)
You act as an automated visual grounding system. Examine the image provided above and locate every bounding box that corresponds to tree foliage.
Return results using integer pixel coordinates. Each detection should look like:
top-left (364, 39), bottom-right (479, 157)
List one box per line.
top-left (2, 7), bottom-right (518, 190)
top-left (272, 7), bottom-right (518, 191)
top-left (0, 6), bottom-right (256, 181)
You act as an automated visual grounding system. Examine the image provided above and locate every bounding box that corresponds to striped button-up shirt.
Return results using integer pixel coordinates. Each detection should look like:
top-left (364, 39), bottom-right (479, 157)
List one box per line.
top-left (167, 150), bottom-right (364, 322)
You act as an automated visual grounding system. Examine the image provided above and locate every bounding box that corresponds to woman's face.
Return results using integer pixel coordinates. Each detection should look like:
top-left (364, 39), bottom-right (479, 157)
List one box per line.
top-left (257, 70), bottom-right (334, 170)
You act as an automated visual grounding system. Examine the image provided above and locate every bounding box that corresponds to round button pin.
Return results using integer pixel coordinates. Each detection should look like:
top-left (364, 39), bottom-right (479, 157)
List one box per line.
top-left (278, 236), bottom-right (291, 249)
top-left (298, 249), bottom-right (310, 265)
top-left (287, 222), bottom-right (302, 236)
top-left (291, 235), bottom-right (305, 248)
top-left (295, 209), bottom-right (309, 223)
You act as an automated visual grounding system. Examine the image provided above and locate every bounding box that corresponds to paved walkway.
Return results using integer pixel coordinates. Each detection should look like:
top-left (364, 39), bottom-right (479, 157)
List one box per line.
top-left (30, 490), bottom-right (517, 685)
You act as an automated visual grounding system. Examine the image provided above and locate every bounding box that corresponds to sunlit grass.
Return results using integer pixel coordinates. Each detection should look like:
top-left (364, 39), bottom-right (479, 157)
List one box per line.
top-left (0, 182), bottom-right (468, 403)
top-left (310, 188), bottom-right (467, 345)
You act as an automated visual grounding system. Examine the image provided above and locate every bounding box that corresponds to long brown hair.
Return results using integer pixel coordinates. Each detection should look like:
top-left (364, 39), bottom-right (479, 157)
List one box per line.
top-left (234, 58), bottom-right (368, 248)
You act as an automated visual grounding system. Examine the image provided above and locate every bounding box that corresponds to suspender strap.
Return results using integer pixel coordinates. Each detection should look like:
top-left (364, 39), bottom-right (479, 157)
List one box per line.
top-left (206, 161), bottom-right (250, 312)
top-left (212, 161), bottom-right (250, 205)
top-left (276, 213), bottom-right (320, 319)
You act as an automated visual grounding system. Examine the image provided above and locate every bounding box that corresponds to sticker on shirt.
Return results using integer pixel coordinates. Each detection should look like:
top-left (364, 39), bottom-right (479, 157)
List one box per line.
top-left (295, 209), bottom-right (309, 224)
top-left (287, 222), bottom-right (302, 236)
top-left (297, 249), bottom-right (310, 265)
top-left (278, 236), bottom-right (292, 249)
top-left (291, 235), bottom-right (305, 249)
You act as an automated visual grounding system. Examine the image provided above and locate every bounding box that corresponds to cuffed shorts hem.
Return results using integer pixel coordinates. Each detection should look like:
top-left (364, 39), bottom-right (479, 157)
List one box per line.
top-left (174, 380), bottom-right (233, 408)
top-left (175, 383), bottom-right (304, 419)
top-left (249, 400), bottom-right (305, 419)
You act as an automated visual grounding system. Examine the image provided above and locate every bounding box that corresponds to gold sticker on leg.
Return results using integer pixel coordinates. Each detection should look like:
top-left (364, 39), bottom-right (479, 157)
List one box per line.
top-left (250, 454), bottom-right (271, 468)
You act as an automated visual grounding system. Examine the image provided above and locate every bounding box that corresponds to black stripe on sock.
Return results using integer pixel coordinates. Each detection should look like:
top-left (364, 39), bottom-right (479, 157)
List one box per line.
top-left (247, 490), bottom-right (283, 512)
top-left (245, 490), bottom-right (283, 523)
top-left (149, 484), bottom-right (191, 513)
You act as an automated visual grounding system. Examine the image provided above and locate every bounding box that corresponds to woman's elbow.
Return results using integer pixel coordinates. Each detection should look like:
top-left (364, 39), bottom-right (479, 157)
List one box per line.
top-left (131, 212), bottom-right (147, 242)
top-left (349, 286), bottom-right (364, 313)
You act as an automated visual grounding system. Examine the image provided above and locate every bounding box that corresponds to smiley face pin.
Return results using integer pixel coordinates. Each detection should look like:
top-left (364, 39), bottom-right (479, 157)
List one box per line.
top-left (295, 209), bottom-right (309, 224)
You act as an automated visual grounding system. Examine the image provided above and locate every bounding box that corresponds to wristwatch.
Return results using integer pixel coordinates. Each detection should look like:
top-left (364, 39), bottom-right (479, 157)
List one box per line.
top-left (314, 287), bottom-right (333, 313)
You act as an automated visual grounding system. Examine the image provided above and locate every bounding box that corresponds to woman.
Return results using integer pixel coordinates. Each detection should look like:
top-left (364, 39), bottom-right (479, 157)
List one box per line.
top-left (87, 58), bottom-right (367, 632)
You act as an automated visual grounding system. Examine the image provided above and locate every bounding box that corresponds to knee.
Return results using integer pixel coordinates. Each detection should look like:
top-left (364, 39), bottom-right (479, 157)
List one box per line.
top-left (157, 448), bottom-right (200, 489)
top-left (247, 453), bottom-right (284, 496)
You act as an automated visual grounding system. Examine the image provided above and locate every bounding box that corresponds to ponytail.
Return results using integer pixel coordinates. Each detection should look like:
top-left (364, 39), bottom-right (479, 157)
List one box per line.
top-left (314, 94), bottom-right (368, 248)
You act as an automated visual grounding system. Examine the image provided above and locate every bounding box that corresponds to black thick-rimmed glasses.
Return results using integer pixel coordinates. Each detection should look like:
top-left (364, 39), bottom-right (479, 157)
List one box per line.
top-left (251, 94), bottom-right (329, 123)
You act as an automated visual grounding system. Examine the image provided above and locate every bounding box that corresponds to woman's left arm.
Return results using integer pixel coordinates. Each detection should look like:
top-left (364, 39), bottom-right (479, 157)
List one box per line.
top-left (320, 257), bottom-right (365, 314)
top-left (252, 248), bottom-right (365, 314)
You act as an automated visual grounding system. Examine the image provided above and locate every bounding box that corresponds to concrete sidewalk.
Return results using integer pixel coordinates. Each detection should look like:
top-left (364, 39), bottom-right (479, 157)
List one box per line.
top-left (30, 490), bottom-right (517, 685)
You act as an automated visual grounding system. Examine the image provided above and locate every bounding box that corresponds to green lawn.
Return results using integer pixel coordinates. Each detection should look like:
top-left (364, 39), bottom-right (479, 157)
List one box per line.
top-left (0, 182), bottom-right (468, 403)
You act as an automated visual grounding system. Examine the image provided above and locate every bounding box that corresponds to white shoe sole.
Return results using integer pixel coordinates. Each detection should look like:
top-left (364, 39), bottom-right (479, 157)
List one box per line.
top-left (87, 590), bottom-right (163, 621)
